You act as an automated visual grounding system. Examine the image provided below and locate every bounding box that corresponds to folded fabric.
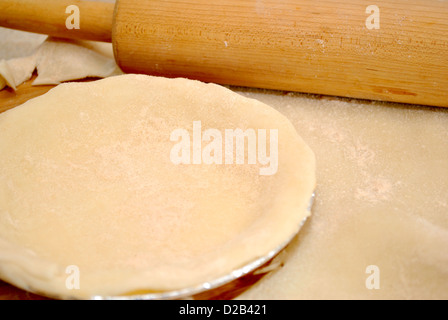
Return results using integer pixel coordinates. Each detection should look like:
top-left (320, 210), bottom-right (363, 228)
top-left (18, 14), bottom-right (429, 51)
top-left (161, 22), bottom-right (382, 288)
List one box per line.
top-left (0, 37), bottom-right (122, 91)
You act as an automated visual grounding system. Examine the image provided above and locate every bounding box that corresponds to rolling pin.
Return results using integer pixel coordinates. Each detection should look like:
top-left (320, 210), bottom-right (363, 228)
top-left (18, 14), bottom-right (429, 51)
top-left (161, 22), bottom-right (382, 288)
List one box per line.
top-left (1, 0), bottom-right (447, 107)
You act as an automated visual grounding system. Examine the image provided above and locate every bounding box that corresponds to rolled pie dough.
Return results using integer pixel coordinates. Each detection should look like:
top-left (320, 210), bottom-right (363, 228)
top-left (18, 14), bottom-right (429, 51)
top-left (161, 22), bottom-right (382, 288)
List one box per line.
top-left (0, 74), bottom-right (315, 299)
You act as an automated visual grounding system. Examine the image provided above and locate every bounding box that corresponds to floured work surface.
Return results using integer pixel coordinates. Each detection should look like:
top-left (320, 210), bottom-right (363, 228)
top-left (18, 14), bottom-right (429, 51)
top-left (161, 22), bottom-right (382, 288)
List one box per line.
top-left (1, 77), bottom-right (447, 300)
top-left (235, 91), bottom-right (448, 300)
top-left (0, 74), bottom-right (315, 299)
top-left (0, 28), bottom-right (447, 300)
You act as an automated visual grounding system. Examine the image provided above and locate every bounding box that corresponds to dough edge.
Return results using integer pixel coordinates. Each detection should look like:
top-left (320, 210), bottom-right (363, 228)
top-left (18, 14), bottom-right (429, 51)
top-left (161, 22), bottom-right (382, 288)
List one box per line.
top-left (0, 74), bottom-right (316, 299)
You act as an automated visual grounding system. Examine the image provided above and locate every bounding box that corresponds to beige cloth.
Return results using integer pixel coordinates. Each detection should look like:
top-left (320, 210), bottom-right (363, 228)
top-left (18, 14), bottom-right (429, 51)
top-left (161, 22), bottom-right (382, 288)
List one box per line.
top-left (0, 35), bottom-right (121, 91)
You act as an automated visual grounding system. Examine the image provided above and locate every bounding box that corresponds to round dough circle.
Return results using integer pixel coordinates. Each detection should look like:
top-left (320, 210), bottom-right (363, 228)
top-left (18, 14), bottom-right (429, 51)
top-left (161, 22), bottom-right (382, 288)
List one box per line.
top-left (0, 74), bottom-right (315, 299)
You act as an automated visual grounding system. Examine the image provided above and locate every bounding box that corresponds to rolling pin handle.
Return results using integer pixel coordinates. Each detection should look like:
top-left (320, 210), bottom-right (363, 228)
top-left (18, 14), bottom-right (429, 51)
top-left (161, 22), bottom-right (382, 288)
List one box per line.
top-left (0, 0), bottom-right (114, 42)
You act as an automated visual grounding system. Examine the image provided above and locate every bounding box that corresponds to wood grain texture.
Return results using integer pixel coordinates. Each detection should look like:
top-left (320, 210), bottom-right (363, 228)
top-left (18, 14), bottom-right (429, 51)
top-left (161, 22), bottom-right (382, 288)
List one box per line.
top-left (113, 0), bottom-right (448, 107)
top-left (1, 0), bottom-right (447, 106)
top-left (0, 0), bottom-right (114, 42)
top-left (0, 77), bottom-right (54, 113)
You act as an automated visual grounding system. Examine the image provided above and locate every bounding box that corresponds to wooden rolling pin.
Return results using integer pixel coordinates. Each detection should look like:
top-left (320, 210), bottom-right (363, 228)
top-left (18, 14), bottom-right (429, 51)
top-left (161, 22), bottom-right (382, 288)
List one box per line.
top-left (1, 0), bottom-right (447, 107)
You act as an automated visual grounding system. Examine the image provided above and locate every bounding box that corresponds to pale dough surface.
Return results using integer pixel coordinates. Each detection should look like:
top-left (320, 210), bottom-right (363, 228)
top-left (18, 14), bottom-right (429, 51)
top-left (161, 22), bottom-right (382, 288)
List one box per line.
top-left (236, 92), bottom-right (448, 300)
top-left (0, 74), bottom-right (316, 299)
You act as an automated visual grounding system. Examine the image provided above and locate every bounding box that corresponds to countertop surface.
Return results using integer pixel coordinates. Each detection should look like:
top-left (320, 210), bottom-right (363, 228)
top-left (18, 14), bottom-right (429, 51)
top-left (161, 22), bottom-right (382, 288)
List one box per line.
top-left (0, 18), bottom-right (447, 300)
